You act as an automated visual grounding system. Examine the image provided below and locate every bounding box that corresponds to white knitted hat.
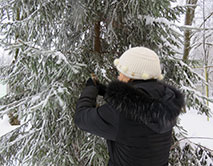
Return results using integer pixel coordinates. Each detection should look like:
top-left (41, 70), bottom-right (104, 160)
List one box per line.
top-left (114, 47), bottom-right (163, 80)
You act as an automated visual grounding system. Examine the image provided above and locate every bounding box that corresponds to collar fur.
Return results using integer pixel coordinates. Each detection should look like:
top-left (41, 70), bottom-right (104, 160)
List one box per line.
top-left (104, 80), bottom-right (185, 133)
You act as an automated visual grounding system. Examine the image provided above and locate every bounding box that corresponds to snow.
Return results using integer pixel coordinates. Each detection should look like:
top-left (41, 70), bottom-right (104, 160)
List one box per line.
top-left (179, 102), bottom-right (213, 149)
top-left (0, 84), bottom-right (20, 137)
top-left (0, 115), bottom-right (19, 137)
top-left (0, 83), bottom-right (7, 98)
top-left (0, 47), bottom-right (12, 66)
top-left (144, 15), bottom-right (175, 26)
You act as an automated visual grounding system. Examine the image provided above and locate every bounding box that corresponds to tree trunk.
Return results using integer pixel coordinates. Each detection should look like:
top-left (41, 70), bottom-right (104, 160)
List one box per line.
top-left (183, 0), bottom-right (198, 61)
top-left (202, 0), bottom-right (209, 106)
top-left (94, 21), bottom-right (101, 53)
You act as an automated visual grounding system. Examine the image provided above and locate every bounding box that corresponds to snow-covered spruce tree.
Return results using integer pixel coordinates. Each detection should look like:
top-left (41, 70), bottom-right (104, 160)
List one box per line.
top-left (0, 0), bottom-right (212, 165)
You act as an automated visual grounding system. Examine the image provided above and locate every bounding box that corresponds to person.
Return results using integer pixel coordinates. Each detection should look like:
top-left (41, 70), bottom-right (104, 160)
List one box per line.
top-left (74, 47), bottom-right (185, 166)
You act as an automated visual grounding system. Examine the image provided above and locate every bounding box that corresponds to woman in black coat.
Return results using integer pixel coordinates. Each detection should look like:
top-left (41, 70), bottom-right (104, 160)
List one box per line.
top-left (74, 47), bottom-right (185, 166)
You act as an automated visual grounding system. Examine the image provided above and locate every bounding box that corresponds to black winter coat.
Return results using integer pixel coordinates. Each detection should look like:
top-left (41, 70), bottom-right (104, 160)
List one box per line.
top-left (75, 79), bottom-right (185, 166)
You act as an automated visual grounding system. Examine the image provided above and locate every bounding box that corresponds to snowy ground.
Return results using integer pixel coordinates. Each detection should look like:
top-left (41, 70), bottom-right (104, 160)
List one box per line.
top-left (179, 103), bottom-right (213, 149)
top-left (0, 84), bottom-right (213, 150)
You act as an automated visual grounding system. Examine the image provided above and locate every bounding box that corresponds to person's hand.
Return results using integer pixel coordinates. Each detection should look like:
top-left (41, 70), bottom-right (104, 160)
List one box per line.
top-left (86, 78), bottom-right (96, 87)
top-left (96, 81), bottom-right (106, 96)
top-left (85, 78), bottom-right (106, 96)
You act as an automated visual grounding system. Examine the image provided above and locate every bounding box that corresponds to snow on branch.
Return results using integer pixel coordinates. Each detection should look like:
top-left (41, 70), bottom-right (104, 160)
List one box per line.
top-left (143, 15), bottom-right (175, 26)
top-left (179, 25), bottom-right (213, 31)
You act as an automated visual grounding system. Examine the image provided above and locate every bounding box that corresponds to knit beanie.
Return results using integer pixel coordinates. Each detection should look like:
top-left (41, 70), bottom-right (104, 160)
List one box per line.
top-left (113, 47), bottom-right (163, 80)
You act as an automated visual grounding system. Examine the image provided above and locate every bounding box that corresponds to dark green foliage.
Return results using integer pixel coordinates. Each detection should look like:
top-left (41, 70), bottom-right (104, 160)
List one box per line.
top-left (0, 0), bottom-right (212, 165)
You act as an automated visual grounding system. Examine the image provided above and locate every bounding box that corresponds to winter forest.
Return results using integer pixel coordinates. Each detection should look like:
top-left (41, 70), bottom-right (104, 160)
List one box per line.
top-left (0, 0), bottom-right (213, 165)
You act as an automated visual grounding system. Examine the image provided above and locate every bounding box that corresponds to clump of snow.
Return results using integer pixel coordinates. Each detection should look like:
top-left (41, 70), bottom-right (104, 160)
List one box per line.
top-left (144, 15), bottom-right (174, 26)
top-left (0, 47), bottom-right (12, 66)
top-left (0, 115), bottom-right (20, 137)
top-left (0, 83), bottom-right (7, 98)
top-left (0, 84), bottom-right (19, 137)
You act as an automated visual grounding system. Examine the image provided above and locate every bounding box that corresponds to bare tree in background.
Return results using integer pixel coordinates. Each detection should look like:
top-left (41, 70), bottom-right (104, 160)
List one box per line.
top-left (190, 0), bottom-right (213, 99)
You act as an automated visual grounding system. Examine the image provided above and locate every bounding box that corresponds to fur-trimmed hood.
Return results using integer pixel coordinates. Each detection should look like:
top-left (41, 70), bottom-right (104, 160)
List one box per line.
top-left (104, 80), bottom-right (185, 133)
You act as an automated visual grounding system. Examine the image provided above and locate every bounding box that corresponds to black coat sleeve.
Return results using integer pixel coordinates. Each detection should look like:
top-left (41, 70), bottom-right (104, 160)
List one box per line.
top-left (74, 85), bottom-right (119, 141)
